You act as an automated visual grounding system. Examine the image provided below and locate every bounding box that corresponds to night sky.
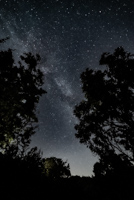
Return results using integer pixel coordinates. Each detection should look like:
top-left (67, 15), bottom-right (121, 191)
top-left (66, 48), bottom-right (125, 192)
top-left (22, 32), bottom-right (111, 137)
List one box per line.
top-left (1, 0), bottom-right (134, 176)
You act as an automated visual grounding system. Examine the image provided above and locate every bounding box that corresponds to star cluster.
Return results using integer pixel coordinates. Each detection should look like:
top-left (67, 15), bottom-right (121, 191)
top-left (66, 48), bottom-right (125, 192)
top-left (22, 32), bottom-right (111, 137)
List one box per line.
top-left (0, 0), bottom-right (134, 176)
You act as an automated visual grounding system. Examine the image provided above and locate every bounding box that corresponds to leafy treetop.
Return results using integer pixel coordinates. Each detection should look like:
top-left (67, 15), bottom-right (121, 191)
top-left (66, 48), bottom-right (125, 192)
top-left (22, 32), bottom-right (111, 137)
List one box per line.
top-left (74, 47), bottom-right (134, 164)
top-left (43, 157), bottom-right (71, 179)
top-left (0, 41), bottom-right (46, 154)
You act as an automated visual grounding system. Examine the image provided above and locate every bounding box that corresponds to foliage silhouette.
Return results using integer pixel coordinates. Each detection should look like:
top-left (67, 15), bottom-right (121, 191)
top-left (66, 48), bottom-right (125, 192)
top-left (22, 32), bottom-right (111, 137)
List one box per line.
top-left (0, 37), bottom-right (10, 44)
top-left (43, 157), bottom-right (71, 179)
top-left (0, 41), bottom-right (46, 154)
top-left (0, 38), bottom-right (47, 199)
top-left (74, 47), bottom-right (134, 171)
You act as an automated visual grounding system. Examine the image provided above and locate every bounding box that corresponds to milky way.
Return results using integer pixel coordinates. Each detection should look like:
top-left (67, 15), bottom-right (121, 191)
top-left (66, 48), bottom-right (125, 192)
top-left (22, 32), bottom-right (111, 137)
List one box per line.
top-left (0, 0), bottom-right (134, 176)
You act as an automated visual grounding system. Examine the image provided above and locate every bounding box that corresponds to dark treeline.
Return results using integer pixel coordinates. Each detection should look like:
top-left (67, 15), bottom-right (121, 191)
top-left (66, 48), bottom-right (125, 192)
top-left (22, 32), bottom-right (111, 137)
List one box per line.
top-left (0, 38), bottom-right (134, 199)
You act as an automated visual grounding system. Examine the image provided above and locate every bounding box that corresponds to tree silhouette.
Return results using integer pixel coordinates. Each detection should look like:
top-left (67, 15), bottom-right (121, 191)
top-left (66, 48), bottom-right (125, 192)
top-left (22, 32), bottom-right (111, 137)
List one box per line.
top-left (0, 39), bottom-right (46, 155)
top-left (0, 38), bottom-right (47, 199)
top-left (74, 47), bottom-right (134, 168)
top-left (43, 157), bottom-right (71, 179)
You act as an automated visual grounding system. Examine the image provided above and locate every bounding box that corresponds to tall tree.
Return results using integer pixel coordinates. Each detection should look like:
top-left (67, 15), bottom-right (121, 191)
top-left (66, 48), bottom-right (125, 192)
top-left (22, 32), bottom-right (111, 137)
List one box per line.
top-left (74, 47), bottom-right (134, 166)
top-left (0, 39), bottom-right (46, 154)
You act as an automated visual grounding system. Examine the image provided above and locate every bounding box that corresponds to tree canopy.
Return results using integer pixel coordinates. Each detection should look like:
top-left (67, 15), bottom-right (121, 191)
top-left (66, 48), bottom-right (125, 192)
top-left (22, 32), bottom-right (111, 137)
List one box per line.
top-left (74, 47), bottom-right (134, 166)
top-left (43, 157), bottom-right (71, 178)
top-left (0, 39), bottom-right (46, 154)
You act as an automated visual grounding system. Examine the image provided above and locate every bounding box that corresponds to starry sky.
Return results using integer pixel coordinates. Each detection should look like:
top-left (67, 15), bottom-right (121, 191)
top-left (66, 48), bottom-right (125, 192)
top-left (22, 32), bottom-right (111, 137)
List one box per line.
top-left (1, 0), bottom-right (134, 176)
